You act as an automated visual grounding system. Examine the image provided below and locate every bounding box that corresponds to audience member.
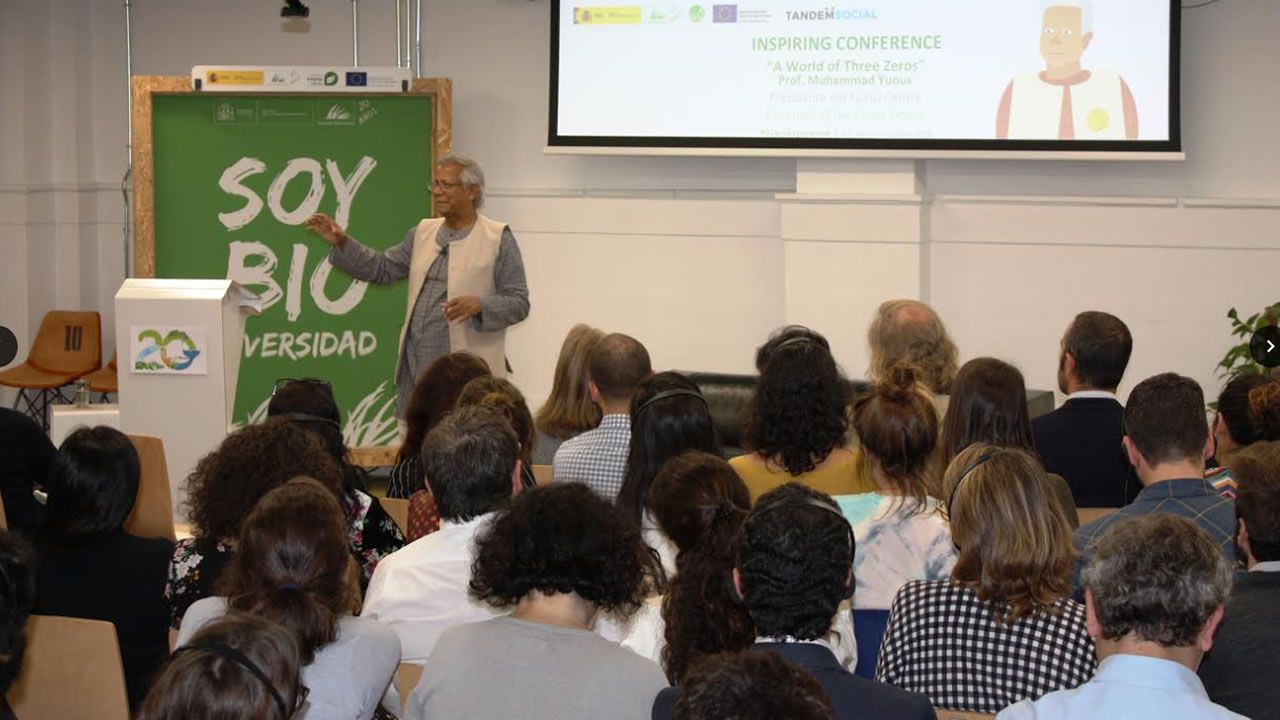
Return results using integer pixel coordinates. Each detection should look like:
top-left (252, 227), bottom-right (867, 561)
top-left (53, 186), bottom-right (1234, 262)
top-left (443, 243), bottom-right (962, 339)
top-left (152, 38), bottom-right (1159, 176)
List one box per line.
top-left (0, 530), bottom-right (35, 720)
top-left (362, 406), bottom-right (521, 671)
top-left (617, 372), bottom-right (721, 576)
top-left (35, 426), bottom-right (172, 709)
top-left (177, 478), bottom-right (400, 720)
top-left (1033, 311), bottom-right (1139, 507)
top-left (553, 333), bottom-right (652, 500)
top-left (1075, 373), bottom-right (1235, 564)
top-left (836, 364), bottom-right (955, 611)
top-left (754, 324), bottom-right (831, 371)
top-left (0, 407), bottom-right (55, 538)
top-left (941, 357), bottom-right (1079, 526)
top-left (1205, 374), bottom-right (1280, 499)
top-left (388, 352), bottom-right (491, 498)
top-left (406, 376), bottom-right (540, 541)
top-left (877, 445), bottom-right (1095, 714)
top-left (1198, 440), bottom-right (1280, 718)
top-left (867, 299), bottom-right (959, 408)
top-left (672, 651), bottom-right (835, 720)
top-left (533, 324), bottom-right (605, 464)
top-left (1000, 515), bottom-right (1241, 720)
top-left (167, 420), bottom-right (347, 629)
top-left (733, 327), bottom-right (857, 501)
top-left (618, 452), bottom-right (753, 679)
top-left (268, 378), bottom-right (405, 586)
top-left (657, 483), bottom-right (933, 720)
top-left (138, 614), bottom-right (305, 720)
top-left (405, 483), bottom-right (666, 720)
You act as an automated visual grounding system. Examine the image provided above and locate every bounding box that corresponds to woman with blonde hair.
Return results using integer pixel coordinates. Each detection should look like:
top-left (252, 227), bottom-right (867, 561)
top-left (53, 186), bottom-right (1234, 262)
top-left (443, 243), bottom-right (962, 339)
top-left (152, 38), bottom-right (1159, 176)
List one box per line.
top-left (533, 324), bottom-right (605, 464)
top-left (876, 444), bottom-right (1095, 715)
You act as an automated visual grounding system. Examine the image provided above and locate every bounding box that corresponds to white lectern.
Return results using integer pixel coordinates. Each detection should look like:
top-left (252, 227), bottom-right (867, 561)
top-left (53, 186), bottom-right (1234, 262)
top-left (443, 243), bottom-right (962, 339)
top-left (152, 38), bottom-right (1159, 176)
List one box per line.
top-left (114, 279), bottom-right (261, 518)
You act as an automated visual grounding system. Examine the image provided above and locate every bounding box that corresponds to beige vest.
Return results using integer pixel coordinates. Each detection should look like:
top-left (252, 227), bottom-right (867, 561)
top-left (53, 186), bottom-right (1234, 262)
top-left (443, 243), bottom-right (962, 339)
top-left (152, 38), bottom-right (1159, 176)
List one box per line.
top-left (1007, 70), bottom-right (1126, 140)
top-left (400, 214), bottom-right (509, 378)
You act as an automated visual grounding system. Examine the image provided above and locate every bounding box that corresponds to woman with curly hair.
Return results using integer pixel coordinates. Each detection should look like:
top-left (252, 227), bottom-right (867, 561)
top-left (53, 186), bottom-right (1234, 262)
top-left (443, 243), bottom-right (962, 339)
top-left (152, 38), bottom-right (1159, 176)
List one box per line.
top-left (532, 324), bottom-right (605, 464)
top-left (267, 379), bottom-right (405, 587)
top-left (176, 478), bottom-right (400, 720)
top-left (388, 352), bottom-right (491, 498)
top-left (876, 444), bottom-right (1096, 715)
top-left (616, 372), bottom-right (721, 577)
top-left (732, 327), bottom-right (856, 502)
top-left (166, 420), bottom-right (347, 629)
top-left (404, 483), bottom-right (667, 720)
top-left (1206, 374), bottom-right (1280, 498)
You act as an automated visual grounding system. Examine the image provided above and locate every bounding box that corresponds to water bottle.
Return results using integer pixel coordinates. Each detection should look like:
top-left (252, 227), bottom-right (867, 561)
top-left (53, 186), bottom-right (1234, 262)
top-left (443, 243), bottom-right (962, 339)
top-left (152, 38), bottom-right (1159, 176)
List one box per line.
top-left (75, 378), bottom-right (90, 407)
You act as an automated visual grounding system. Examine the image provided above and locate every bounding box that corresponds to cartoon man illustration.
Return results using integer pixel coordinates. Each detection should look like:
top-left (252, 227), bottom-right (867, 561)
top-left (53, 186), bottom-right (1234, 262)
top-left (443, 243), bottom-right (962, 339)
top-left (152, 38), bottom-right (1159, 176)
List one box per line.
top-left (997, 2), bottom-right (1138, 140)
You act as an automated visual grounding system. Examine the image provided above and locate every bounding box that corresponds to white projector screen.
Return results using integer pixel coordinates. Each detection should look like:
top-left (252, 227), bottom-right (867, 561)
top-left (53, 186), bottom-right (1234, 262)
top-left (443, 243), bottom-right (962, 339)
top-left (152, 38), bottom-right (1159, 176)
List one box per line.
top-left (549, 1), bottom-right (1180, 155)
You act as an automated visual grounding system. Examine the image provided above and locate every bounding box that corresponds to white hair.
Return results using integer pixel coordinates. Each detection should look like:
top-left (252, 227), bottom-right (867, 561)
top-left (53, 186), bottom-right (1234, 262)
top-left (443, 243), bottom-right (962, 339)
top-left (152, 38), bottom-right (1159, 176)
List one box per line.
top-left (437, 153), bottom-right (486, 209)
top-left (1042, 1), bottom-right (1093, 33)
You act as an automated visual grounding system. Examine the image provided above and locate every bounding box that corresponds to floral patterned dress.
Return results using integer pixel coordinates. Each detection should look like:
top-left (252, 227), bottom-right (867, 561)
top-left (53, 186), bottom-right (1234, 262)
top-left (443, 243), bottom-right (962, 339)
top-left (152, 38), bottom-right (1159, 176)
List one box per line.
top-left (165, 489), bottom-right (405, 629)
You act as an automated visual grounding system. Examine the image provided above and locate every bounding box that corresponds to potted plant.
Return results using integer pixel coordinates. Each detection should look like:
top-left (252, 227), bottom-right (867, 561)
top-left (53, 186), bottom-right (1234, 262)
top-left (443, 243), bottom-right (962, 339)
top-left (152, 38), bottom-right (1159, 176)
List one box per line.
top-left (1215, 303), bottom-right (1280, 387)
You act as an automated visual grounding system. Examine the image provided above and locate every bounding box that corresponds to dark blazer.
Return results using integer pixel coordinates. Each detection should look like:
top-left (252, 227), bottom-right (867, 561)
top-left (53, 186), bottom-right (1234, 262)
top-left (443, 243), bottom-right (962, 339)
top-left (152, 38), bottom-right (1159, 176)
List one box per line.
top-left (0, 408), bottom-right (55, 537)
top-left (35, 529), bottom-right (175, 710)
top-left (1032, 397), bottom-right (1139, 508)
top-left (652, 642), bottom-right (935, 720)
top-left (1199, 570), bottom-right (1280, 720)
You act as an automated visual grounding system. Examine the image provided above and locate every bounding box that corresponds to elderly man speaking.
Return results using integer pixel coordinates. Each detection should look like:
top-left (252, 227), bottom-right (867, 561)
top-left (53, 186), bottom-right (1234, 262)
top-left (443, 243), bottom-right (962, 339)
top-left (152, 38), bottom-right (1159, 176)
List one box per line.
top-left (305, 154), bottom-right (530, 422)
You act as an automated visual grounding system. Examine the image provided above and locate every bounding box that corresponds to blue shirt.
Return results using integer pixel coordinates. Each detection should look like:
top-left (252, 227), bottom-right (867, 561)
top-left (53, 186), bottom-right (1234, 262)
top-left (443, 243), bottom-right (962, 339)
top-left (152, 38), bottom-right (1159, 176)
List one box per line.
top-left (1074, 478), bottom-right (1236, 560)
top-left (996, 654), bottom-right (1246, 720)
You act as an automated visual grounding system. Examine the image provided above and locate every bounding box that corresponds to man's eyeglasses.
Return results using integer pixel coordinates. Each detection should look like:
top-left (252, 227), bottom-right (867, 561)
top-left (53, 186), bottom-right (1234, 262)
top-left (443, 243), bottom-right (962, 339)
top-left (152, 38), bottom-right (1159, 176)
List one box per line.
top-left (431, 180), bottom-right (466, 191)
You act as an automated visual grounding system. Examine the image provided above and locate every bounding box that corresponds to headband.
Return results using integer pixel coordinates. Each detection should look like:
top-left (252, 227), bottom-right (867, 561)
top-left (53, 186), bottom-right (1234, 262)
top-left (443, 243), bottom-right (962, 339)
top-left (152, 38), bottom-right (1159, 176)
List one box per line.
top-left (946, 451), bottom-right (999, 519)
top-left (773, 335), bottom-right (820, 352)
top-left (173, 641), bottom-right (291, 719)
top-left (634, 388), bottom-right (709, 417)
top-left (271, 412), bottom-right (342, 430)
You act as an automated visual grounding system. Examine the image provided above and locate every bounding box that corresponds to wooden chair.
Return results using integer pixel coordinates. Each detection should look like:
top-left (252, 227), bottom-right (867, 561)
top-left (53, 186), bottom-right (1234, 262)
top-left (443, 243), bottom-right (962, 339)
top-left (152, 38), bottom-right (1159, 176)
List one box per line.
top-left (935, 709), bottom-right (995, 720)
top-left (397, 662), bottom-right (425, 716)
top-left (531, 464), bottom-right (553, 486)
top-left (0, 311), bottom-right (102, 431)
top-left (1077, 507), bottom-right (1119, 526)
top-left (7, 615), bottom-right (130, 720)
top-left (124, 434), bottom-right (177, 541)
top-left (85, 351), bottom-right (119, 399)
top-left (381, 497), bottom-right (410, 536)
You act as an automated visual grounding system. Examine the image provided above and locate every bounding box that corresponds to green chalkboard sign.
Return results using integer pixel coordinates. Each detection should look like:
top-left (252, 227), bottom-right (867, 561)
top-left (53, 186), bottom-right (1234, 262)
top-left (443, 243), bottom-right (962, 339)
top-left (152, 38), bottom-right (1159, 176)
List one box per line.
top-left (133, 77), bottom-right (452, 447)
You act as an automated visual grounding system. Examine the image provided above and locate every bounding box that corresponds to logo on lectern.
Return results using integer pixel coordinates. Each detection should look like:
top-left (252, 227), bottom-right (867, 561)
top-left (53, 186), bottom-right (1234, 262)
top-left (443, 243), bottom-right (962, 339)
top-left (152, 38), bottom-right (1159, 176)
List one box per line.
top-left (131, 326), bottom-right (208, 375)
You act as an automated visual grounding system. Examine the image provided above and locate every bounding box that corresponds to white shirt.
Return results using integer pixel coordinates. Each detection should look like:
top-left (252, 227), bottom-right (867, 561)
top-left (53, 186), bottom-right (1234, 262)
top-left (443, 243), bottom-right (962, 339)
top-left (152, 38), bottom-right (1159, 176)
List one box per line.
top-left (996, 654), bottom-right (1246, 720)
top-left (361, 514), bottom-right (501, 664)
top-left (177, 597), bottom-right (401, 720)
top-left (1251, 560), bottom-right (1280, 573)
top-left (1067, 390), bottom-right (1120, 402)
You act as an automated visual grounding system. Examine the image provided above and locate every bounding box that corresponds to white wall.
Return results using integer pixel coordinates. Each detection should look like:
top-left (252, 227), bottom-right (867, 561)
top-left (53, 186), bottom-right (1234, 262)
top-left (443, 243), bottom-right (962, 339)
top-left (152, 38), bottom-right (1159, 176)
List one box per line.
top-left (2, 0), bottom-right (1278, 415)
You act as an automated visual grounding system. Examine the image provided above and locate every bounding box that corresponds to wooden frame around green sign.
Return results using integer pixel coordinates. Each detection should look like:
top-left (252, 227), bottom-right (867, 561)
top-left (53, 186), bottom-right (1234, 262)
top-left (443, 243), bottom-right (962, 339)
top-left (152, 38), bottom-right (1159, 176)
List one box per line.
top-left (130, 75), bottom-right (453, 278)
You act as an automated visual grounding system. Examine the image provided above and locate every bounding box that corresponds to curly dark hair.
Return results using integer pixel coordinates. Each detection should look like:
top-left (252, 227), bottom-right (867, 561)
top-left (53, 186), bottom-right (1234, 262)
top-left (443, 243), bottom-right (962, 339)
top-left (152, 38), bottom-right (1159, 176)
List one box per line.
top-left (184, 420), bottom-right (345, 541)
top-left (674, 651), bottom-right (834, 720)
top-left (267, 378), bottom-right (368, 493)
top-left (617, 372), bottom-right (721, 524)
top-left (469, 483), bottom-right (652, 615)
top-left (754, 325), bottom-right (831, 373)
top-left (743, 330), bottom-right (850, 476)
top-left (654, 452), bottom-right (755, 683)
top-left (738, 484), bottom-right (853, 640)
top-left (0, 530), bottom-right (35, 695)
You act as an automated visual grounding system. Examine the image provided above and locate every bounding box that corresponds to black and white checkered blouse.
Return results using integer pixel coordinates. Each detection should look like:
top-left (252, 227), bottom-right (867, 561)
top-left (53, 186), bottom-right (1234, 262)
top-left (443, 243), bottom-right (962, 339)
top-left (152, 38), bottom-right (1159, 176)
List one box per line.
top-left (875, 579), bottom-right (1097, 715)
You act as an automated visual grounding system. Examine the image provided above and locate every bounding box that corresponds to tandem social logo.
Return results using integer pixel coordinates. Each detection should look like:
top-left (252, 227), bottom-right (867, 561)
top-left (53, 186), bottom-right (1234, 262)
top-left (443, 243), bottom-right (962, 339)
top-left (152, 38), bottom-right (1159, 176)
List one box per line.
top-left (785, 7), bottom-right (879, 21)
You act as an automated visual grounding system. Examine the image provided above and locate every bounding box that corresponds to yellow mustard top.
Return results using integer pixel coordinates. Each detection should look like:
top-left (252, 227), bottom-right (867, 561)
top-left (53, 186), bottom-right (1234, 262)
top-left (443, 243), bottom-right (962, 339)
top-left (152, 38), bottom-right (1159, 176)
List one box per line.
top-left (730, 450), bottom-right (867, 504)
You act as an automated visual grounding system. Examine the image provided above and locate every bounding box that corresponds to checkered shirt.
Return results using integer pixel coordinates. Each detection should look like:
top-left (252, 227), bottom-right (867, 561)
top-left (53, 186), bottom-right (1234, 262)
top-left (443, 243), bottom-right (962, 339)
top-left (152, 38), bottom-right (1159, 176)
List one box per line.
top-left (1074, 478), bottom-right (1237, 561)
top-left (876, 579), bottom-right (1097, 715)
top-left (551, 414), bottom-right (631, 500)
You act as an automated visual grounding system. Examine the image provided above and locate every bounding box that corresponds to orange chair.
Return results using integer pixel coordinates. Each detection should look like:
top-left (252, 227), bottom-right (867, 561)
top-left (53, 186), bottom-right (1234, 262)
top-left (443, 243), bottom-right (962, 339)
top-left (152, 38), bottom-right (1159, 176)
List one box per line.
top-left (7, 615), bottom-right (131, 720)
top-left (0, 311), bottom-right (102, 431)
top-left (85, 351), bottom-right (119, 399)
top-left (124, 434), bottom-right (177, 542)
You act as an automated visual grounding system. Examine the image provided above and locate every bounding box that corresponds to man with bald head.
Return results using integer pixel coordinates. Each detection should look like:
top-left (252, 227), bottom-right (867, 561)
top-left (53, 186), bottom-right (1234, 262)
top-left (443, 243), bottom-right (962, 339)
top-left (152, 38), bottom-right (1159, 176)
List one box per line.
top-left (996, 1), bottom-right (1139, 140)
top-left (867, 299), bottom-right (959, 409)
top-left (552, 333), bottom-right (652, 500)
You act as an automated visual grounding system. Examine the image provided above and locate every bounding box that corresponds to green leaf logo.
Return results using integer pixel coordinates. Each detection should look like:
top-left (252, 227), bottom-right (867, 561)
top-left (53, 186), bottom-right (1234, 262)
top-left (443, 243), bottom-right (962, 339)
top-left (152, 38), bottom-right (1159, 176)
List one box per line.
top-left (689, 4), bottom-right (706, 22)
top-left (324, 71), bottom-right (338, 86)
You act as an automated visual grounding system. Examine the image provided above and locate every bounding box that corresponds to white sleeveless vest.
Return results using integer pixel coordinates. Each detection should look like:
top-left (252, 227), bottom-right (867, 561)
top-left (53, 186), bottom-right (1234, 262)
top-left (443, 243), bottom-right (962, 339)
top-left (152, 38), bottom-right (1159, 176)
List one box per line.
top-left (399, 214), bottom-right (509, 378)
top-left (1007, 70), bottom-right (1126, 140)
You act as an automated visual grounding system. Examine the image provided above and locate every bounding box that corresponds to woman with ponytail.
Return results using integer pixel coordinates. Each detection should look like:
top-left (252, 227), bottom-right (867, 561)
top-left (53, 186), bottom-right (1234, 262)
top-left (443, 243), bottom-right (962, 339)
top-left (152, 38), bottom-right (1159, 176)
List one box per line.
top-left (618, 451), bottom-right (755, 683)
top-left (1208, 374), bottom-right (1280, 498)
top-left (175, 478), bottom-right (400, 720)
top-left (405, 376), bottom-right (537, 540)
top-left (835, 364), bottom-right (956, 611)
